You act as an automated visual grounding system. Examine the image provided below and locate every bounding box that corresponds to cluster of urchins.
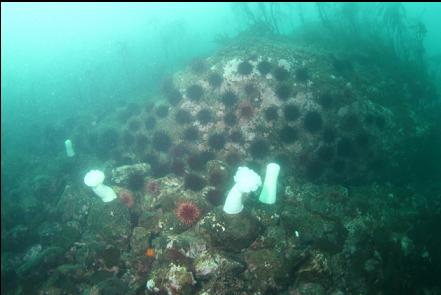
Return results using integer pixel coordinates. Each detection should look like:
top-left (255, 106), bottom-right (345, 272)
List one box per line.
top-left (73, 55), bottom-right (388, 188)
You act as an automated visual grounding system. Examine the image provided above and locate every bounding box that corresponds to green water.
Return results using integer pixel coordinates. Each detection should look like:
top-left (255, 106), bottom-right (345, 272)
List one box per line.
top-left (1, 3), bottom-right (441, 295)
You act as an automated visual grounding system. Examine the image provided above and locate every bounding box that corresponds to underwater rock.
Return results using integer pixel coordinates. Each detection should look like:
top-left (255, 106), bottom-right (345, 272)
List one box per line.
top-left (88, 277), bottom-right (129, 295)
top-left (86, 199), bottom-right (131, 247)
top-left (296, 250), bottom-right (331, 284)
top-left (17, 246), bottom-right (65, 282)
top-left (137, 210), bottom-right (162, 233)
top-left (243, 248), bottom-right (291, 293)
top-left (141, 176), bottom-right (183, 210)
top-left (199, 208), bottom-right (261, 251)
top-left (199, 270), bottom-right (247, 295)
top-left (4, 19), bottom-right (438, 295)
top-left (252, 226), bottom-right (288, 251)
top-left (72, 240), bottom-right (105, 269)
top-left (2, 224), bottom-right (35, 252)
top-left (1, 260), bottom-right (19, 294)
top-left (37, 221), bottom-right (81, 250)
top-left (147, 263), bottom-right (196, 295)
top-left (175, 201), bottom-right (202, 227)
top-left (281, 207), bottom-right (347, 254)
top-left (165, 263), bottom-right (196, 294)
top-left (159, 230), bottom-right (209, 260)
top-left (45, 264), bottom-right (85, 293)
top-left (111, 163), bottom-right (150, 186)
top-left (206, 160), bottom-right (231, 189)
top-left (31, 174), bottom-right (65, 201)
top-left (251, 205), bottom-right (282, 228)
top-left (56, 185), bottom-right (91, 224)
top-left (81, 36), bottom-right (434, 184)
top-left (130, 226), bottom-right (151, 256)
top-left (289, 282), bottom-right (326, 295)
top-left (140, 175), bottom-right (210, 234)
top-left (194, 251), bottom-right (243, 280)
top-left (100, 245), bottom-right (121, 268)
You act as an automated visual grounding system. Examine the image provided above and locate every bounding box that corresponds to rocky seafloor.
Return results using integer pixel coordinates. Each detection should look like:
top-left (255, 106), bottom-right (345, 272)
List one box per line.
top-left (2, 35), bottom-right (441, 295)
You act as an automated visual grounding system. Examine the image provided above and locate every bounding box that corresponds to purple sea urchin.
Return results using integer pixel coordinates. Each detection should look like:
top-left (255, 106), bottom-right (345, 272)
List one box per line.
top-left (208, 133), bottom-right (226, 150)
top-left (183, 127), bottom-right (199, 142)
top-left (196, 109), bottom-right (213, 125)
top-left (206, 188), bottom-right (224, 206)
top-left (175, 109), bottom-right (193, 124)
top-left (186, 84), bottom-right (204, 101)
top-left (207, 72), bottom-right (223, 88)
top-left (184, 173), bottom-right (206, 191)
top-left (237, 61), bottom-right (253, 75)
top-left (171, 159), bottom-right (186, 176)
top-left (166, 88), bottom-right (182, 105)
top-left (264, 106), bottom-right (279, 121)
top-left (208, 169), bottom-right (228, 187)
top-left (225, 151), bottom-right (242, 166)
top-left (303, 111), bottom-right (323, 133)
top-left (224, 112), bottom-right (238, 126)
top-left (145, 116), bottom-right (157, 129)
top-left (152, 131), bottom-right (172, 151)
top-left (159, 76), bottom-right (181, 105)
top-left (279, 126), bottom-right (298, 144)
top-left (135, 134), bottom-right (149, 150)
top-left (257, 60), bottom-right (272, 75)
top-left (273, 66), bottom-right (289, 81)
top-left (187, 151), bottom-right (214, 171)
top-left (128, 172), bottom-right (145, 191)
top-left (155, 105), bottom-right (169, 118)
top-left (317, 92), bottom-right (334, 109)
top-left (221, 90), bottom-right (238, 107)
top-left (275, 84), bottom-right (292, 101)
top-left (249, 138), bottom-right (270, 158)
top-left (230, 130), bottom-right (243, 143)
top-left (128, 119), bottom-right (142, 132)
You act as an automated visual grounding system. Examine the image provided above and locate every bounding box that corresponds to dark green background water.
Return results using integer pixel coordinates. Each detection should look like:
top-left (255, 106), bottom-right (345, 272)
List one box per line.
top-left (2, 3), bottom-right (440, 163)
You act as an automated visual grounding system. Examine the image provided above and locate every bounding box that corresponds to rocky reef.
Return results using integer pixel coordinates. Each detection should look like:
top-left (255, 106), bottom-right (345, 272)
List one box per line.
top-left (71, 35), bottom-right (436, 186)
top-left (2, 34), bottom-right (440, 295)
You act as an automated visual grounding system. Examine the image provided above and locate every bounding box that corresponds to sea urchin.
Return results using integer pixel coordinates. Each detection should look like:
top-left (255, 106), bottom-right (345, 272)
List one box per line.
top-left (175, 201), bottom-right (201, 225)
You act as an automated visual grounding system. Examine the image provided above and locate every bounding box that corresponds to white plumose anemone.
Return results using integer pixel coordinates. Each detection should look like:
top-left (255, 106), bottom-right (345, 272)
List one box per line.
top-left (84, 170), bottom-right (117, 202)
top-left (259, 163), bottom-right (280, 205)
top-left (223, 167), bottom-right (262, 214)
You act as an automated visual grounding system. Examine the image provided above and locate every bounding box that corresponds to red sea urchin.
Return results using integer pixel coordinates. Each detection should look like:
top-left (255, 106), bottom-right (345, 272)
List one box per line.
top-left (145, 179), bottom-right (160, 197)
top-left (118, 189), bottom-right (135, 208)
top-left (237, 61), bottom-right (253, 75)
top-left (175, 201), bottom-right (201, 225)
